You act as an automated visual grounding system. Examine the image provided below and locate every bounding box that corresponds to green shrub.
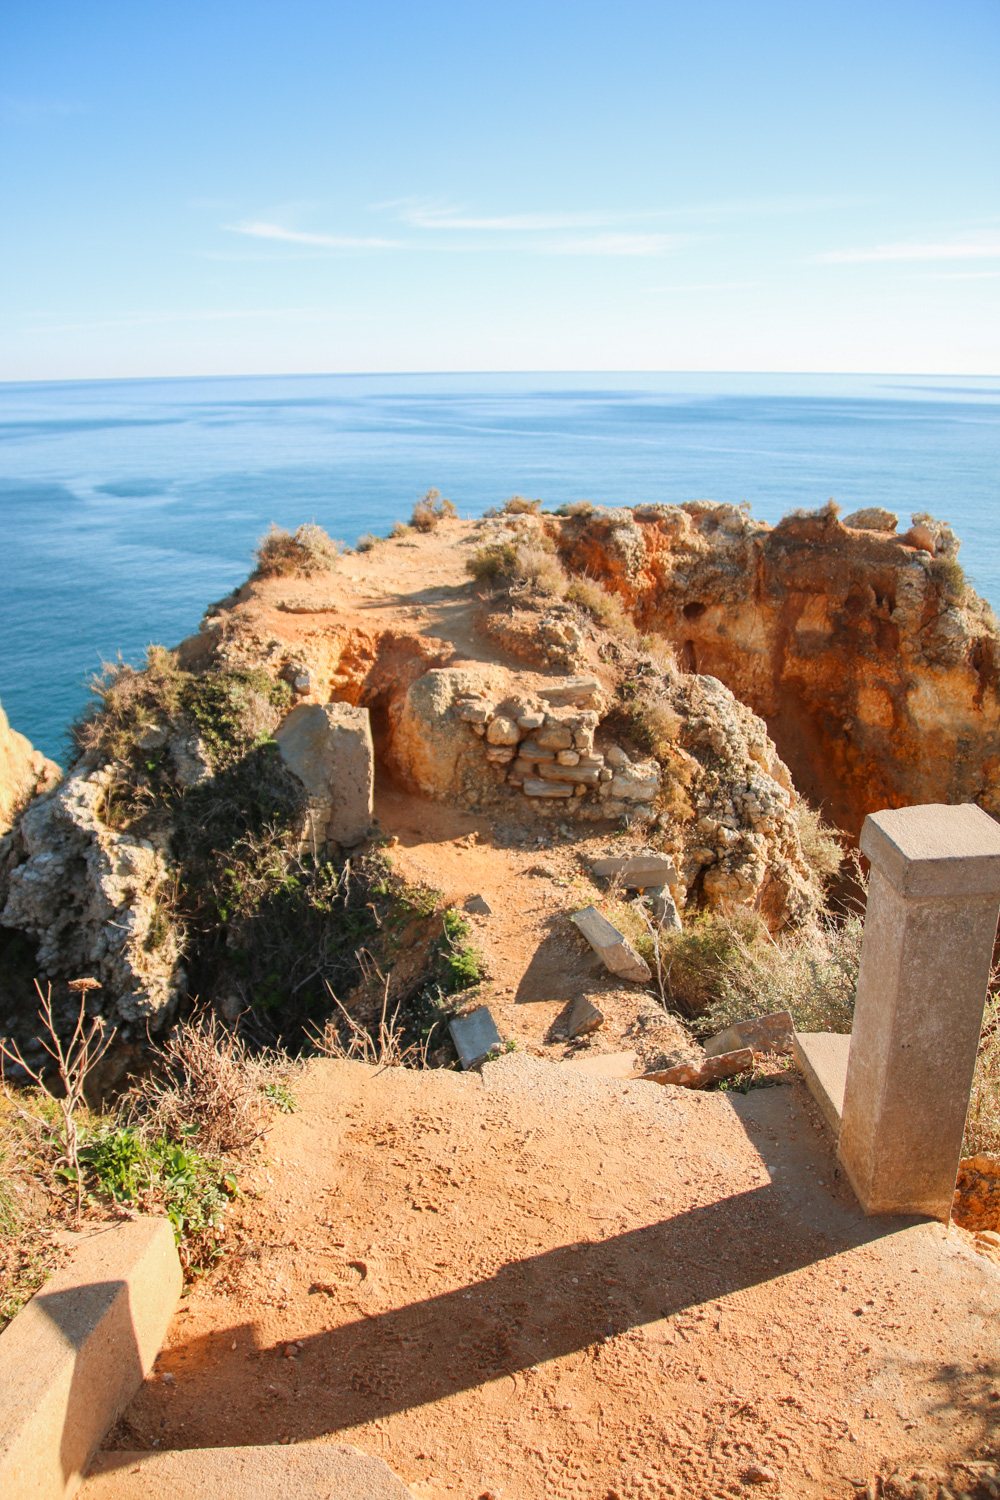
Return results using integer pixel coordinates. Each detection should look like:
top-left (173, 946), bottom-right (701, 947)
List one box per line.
top-left (467, 542), bottom-right (520, 584)
top-left (80, 1126), bottom-right (236, 1267)
top-left (389, 520), bottom-right (412, 538)
top-left (355, 532), bottom-right (379, 552)
top-left (439, 909), bottom-right (485, 993)
top-left (253, 522), bottom-right (339, 578)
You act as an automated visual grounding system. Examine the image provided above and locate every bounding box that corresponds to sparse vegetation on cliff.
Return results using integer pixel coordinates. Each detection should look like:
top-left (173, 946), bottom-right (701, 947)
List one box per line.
top-left (410, 488), bottom-right (456, 532)
top-left (252, 521), bottom-right (340, 578)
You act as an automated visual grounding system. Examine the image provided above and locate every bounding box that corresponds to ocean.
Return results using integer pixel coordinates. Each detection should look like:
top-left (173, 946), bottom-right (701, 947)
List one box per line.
top-left (1, 371), bottom-right (997, 763)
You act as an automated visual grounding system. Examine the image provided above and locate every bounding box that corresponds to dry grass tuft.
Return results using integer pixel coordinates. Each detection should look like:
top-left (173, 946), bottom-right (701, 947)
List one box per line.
top-left (794, 802), bottom-right (845, 882)
top-left (965, 992), bottom-right (1000, 1157)
top-left (410, 489), bottom-right (457, 532)
top-left (466, 540), bottom-right (566, 596)
top-left (124, 1012), bottom-right (299, 1154)
top-left (312, 979), bottom-right (434, 1069)
top-left (355, 532), bottom-right (379, 552)
top-left (253, 522), bottom-right (340, 578)
top-left (565, 576), bottom-right (638, 642)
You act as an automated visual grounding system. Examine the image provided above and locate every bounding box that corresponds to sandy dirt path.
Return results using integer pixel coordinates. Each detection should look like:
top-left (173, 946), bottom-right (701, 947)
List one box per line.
top-left (106, 1055), bottom-right (1000, 1499)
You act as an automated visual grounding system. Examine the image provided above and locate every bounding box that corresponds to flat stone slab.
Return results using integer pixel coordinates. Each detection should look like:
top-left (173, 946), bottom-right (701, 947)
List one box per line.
top-left (567, 993), bottom-right (605, 1038)
top-left (644, 1048), bottom-right (754, 1090)
top-left (523, 778), bottom-right (574, 798)
top-left (83, 1443), bottom-right (414, 1499)
top-left (793, 1031), bottom-right (851, 1136)
top-left (462, 893), bottom-right (492, 916)
top-left (570, 906), bottom-right (652, 983)
top-left (536, 677), bottom-right (602, 707)
top-left (705, 1010), bottom-right (795, 1059)
top-left (449, 1006), bottom-right (503, 1069)
top-left (275, 702), bottom-right (375, 848)
top-left (561, 1050), bottom-right (641, 1078)
top-left (590, 855), bottom-right (679, 887)
top-left (0, 1217), bottom-right (181, 1500)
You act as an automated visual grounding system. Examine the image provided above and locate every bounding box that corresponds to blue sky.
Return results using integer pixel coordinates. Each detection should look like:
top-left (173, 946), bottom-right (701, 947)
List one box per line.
top-left (2, 1), bottom-right (998, 378)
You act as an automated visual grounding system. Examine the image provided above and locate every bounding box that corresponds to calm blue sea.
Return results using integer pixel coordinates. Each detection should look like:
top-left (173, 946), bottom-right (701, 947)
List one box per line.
top-left (1, 372), bottom-right (998, 763)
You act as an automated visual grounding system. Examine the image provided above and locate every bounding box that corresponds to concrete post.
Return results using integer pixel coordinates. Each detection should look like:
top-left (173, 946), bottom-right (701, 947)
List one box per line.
top-left (838, 803), bottom-right (1000, 1219)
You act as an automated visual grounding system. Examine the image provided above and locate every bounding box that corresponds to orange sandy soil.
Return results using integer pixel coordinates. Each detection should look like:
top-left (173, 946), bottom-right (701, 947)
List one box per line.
top-left (105, 1056), bottom-right (1000, 1499)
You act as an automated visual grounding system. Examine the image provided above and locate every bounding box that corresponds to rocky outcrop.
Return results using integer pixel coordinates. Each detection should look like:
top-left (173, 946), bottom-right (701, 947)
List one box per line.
top-left (550, 503), bottom-right (1000, 835)
top-left (0, 699), bottom-right (60, 837)
top-left (0, 763), bottom-right (185, 1044)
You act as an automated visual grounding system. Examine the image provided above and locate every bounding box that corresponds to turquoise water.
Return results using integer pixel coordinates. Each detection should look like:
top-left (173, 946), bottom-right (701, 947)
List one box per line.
top-left (1, 371), bottom-right (998, 762)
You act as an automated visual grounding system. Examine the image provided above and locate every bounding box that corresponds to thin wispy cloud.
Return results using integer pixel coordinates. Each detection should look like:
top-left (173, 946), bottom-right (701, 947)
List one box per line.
top-left (818, 235), bottom-right (1000, 264)
top-left (389, 202), bottom-right (617, 231)
top-left (534, 232), bottom-right (684, 256)
top-left (226, 220), bottom-right (400, 249)
top-left (913, 269), bottom-right (1000, 281)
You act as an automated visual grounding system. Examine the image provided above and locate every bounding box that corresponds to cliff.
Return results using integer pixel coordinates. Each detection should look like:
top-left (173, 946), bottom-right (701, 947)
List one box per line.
top-left (0, 698), bottom-right (60, 836)
top-left (548, 502), bottom-right (1000, 835)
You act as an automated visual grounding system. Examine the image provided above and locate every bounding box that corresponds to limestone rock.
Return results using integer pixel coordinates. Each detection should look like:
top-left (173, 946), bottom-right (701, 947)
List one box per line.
top-left (274, 702), bottom-right (374, 848)
top-left (842, 507), bottom-right (898, 532)
top-left (388, 665), bottom-right (517, 800)
top-left (550, 501), bottom-right (998, 841)
top-left (0, 698), bottom-right (61, 837)
top-left (704, 1009), bottom-right (795, 1058)
top-left (643, 1048), bottom-right (754, 1089)
top-left (1, 764), bottom-right (185, 1030)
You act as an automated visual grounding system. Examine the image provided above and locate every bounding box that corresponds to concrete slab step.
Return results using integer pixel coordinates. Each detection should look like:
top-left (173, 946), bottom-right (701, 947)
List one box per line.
top-left (792, 1031), bottom-right (851, 1135)
top-left (83, 1443), bottom-right (414, 1499)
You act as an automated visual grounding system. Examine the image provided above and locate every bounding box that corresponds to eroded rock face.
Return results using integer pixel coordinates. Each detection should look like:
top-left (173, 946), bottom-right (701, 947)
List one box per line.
top-left (550, 504), bottom-right (1000, 834)
top-left (0, 699), bottom-right (61, 837)
top-left (1, 764), bottom-right (185, 1036)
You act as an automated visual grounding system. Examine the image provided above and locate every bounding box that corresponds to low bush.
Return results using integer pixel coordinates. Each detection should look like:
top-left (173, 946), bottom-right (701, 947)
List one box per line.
top-left (794, 802), bottom-right (844, 883)
top-left (965, 995), bottom-right (1000, 1157)
top-left (355, 532), bottom-right (379, 552)
top-left (466, 540), bottom-right (566, 596)
top-left (411, 489), bottom-right (457, 532)
top-left (123, 1012), bottom-right (298, 1155)
top-left (253, 522), bottom-right (340, 578)
top-left (565, 577), bottom-right (637, 641)
top-left (501, 495), bottom-right (542, 516)
top-left (80, 1126), bottom-right (236, 1269)
top-left (439, 908), bottom-right (486, 992)
top-left (389, 520), bottom-right (412, 538)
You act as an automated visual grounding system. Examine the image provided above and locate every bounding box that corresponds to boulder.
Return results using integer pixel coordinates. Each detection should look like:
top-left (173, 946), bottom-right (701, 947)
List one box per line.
top-left (275, 702), bottom-right (374, 848)
top-left (841, 507), bottom-right (898, 532)
top-left (388, 665), bottom-right (515, 800)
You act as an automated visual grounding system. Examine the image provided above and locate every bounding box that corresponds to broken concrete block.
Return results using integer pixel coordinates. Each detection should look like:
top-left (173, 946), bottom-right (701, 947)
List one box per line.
top-left (561, 1050), bottom-right (640, 1078)
top-left (0, 1218), bottom-right (181, 1500)
top-left (570, 906), bottom-right (652, 983)
top-left (643, 1047), bottom-right (754, 1089)
top-left (449, 1006), bottom-right (503, 1069)
top-left (83, 1443), bottom-right (416, 1499)
top-left (274, 702), bottom-right (374, 848)
top-left (591, 854), bottom-right (680, 886)
top-left (568, 993), bottom-right (605, 1037)
top-left (524, 779), bottom-right (574, 798)
top-left (644, 887), bottom-right (683, 930)
top-left (463, 894), bottom-right (492, 916)
top-left (704, 1009), bottom-right (795, 1059)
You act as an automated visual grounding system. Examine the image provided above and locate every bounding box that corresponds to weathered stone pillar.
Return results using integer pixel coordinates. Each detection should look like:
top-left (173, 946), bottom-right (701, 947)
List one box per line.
top-left (274, 702), bottom-right (375, 848)
top-left (839, 803), bottom-right (1000, 1219)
